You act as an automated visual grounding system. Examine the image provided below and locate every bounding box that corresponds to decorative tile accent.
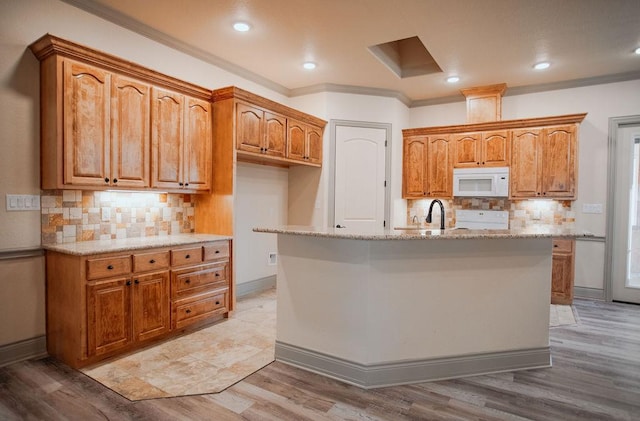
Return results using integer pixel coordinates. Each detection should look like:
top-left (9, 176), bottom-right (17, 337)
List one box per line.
top-left (41, 190), bottom-right (195, 245)
top-left (407, 198), bottom-right (575, 229)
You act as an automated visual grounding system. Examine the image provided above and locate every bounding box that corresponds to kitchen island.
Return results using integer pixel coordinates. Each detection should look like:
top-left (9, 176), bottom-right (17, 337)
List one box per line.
top-left (254, 225), bottom-right (592, 388)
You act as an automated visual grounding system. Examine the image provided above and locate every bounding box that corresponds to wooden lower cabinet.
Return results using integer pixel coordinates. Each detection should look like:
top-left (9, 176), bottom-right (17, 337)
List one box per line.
top-left (45, 239), bottom-right (232, 368)
top-left (551, 239), bottom-right (575, 305)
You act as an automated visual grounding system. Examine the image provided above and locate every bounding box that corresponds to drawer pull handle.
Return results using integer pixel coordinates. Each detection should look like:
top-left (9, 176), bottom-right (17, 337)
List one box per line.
top-left (185, 309), bottom-right (191, 314)
top-left (553, 244), bottom-right (559, 248)
top-left (126, 280), bottom-right (131, 286)
top-left (185, 279), bottom-right (191, 284)
top-left (107, 265), bottom-right (114, 270)
top-left (185, 254), bottom-right (190, 259)
top-left (215, 273), bottom-right (220, 277)
top-left (215, 250), bottom-right (220, 254)
top-left (215, 301), bottom-right (220, 305)
top-left (150, 259), bottom-right (156, 263)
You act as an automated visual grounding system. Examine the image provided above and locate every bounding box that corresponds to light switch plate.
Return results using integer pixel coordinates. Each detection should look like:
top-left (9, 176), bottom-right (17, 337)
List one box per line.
top-left (6, 194), bottom-right (40, 211)
top-left (582, 203), bottom-right (603, 214)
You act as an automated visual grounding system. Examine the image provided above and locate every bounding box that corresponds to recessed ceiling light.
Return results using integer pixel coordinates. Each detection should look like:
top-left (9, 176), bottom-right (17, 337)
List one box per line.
top-left (635, 47), bottom-right (640, 55)
top-left (233, 22), bottom-right (251, 32)
top-left (303, 61), bottom-right (317, 70)
top-left (446, 76), bottom-right (460, 83)
top-left (533, 61), bottom-right (550, 70)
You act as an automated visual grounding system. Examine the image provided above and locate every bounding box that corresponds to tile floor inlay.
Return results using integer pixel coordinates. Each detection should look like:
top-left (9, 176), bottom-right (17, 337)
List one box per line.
top-left (82, 288), bottom-right (577, 400)
top-left (81, 288), bottom-right (276, 401)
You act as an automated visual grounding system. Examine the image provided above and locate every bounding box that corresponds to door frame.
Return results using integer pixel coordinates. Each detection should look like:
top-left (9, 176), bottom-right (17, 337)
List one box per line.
top-left (605, 114), bottom-right (640, 302)
top-left (328, 120), bottom-right (392, 228)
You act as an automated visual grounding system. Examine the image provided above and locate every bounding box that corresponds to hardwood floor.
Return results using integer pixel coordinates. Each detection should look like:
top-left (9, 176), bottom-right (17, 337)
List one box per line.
top-left (1, 298), bottom-right (639, 420)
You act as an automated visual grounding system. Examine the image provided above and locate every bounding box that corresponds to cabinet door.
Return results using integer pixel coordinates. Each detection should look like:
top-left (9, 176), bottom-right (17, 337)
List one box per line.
top-left (151, 88), bottom-right (184, 189)
top-left (541, 125), bottom-right (576, 198)
top-left (111, 75), bottom-right (150, 188)
top-left (236, 103), bottom-right (264, 154)
top-left (287, 120), bottom-right (306, 162)
top-left (87, 277), bottom-right (132, 356)
top-left (482, 130), bottom-right (510, 167)
top-left (403, 136), bottom-right (428, 198)
top-left (132, 271), bottom-right (170, 342)
top-left (551, 240), bottom-right (574, 305)
top-left (510, 128), bottom-right (542, 198)
top-left (63, 59), bottom-right (110, 187)
top-left (453, 132), bottom-right (481, 168)
top-left (306, 125), bottom-right (323, 165)
top-left (184, 97), bottom-right (212, 191)
top-left (426, 135), bottom-right (453, 197)
top-left (264, 111), bottom-right (286, 158)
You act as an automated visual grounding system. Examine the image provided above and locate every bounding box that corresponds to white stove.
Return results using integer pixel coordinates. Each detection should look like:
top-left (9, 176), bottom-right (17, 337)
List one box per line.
top-left (454, 209), bottom-right (509, 230)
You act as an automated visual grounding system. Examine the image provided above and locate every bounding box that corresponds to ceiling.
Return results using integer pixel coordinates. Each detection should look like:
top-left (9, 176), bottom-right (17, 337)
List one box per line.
top-left (64, 0), bottom-right (640, 106)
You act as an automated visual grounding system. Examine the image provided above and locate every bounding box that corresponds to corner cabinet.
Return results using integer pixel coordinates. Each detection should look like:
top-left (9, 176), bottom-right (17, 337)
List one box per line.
top-left (45, 238), bottom-right (232, 368)
top-left (403, 113), bottom-right (585, 200)
top-left (30, 34), bottom-right (212, 193)
top-left (212, 86), bottom-right (326, 168)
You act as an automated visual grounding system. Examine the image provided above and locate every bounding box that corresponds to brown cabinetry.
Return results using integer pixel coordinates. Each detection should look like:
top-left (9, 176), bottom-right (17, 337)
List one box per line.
top-left (236, 102), bottom-right (287, 158)
top-left (45, 239), bottom-right (232, 368)
top-left (551, 239), bottom-right (575, 304)
top-left (287, 119), bottom-right (323, 165)
top-left (511, 125), bottom-right (577, 199)
top-left (402, 135), bottom-right (453, 198)
top-left (453, 130), bottom-right (510, 168)
top-left (30, 34), bottom-right (212, 193)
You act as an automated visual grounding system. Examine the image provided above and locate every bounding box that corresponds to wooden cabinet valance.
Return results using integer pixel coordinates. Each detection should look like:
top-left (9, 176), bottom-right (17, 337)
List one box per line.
top-left (212, 86), bottom-right (326, 168)
top-left (402, 113), bottom-right (586, 200)
top-left (29, 34), bottom-right (212, 193)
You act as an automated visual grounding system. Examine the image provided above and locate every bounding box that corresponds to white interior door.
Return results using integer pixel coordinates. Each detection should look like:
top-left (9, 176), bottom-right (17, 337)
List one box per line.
top-left (334, 125), bottom-right (388, 231)
top-left (611, 123), bottom-right (640, 303)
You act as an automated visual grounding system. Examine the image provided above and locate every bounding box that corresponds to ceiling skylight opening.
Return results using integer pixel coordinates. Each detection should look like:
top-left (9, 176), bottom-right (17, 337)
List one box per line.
top-left (303, 61), bottom-right (317, 70)
top-left (368, 36), bottom-right (442, 78)
top-left (446, 76), bottom-right (460, 83)
top-left (533, 61), bottom-right (551, 70)
top-left (233, 22), bottom-right (251, 32)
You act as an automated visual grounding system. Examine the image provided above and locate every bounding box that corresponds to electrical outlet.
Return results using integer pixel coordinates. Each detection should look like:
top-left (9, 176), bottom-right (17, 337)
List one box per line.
top-left (268, 252), bottom-right (277, 266)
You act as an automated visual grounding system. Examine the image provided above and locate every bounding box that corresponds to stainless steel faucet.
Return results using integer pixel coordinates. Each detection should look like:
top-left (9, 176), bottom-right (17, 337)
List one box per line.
top-left (426, 199), bottom-right (445, 230)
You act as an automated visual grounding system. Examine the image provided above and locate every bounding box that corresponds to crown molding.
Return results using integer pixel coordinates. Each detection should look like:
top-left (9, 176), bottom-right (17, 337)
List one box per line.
top-left (290, 83), bottom-right (411, 106)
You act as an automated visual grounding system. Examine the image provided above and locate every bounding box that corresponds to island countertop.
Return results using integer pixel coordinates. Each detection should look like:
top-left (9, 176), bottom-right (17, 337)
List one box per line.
top-left (42, 233), bottom-right (232, 256)
top-left (253, 225), bottom-right (593, 240)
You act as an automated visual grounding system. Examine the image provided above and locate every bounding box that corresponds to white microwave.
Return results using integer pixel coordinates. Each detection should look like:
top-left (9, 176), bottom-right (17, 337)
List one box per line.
top-left (453, 167), bottom-right (509, 197)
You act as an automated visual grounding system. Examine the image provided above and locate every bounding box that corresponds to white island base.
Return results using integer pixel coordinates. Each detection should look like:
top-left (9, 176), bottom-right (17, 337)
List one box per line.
top-left (274, 234), bottom-right (553, 389)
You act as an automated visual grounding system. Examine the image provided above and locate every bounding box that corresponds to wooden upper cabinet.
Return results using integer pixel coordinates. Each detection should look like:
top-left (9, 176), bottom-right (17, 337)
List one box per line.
top-left (403, 136), bottom-right (428, 198)
top-left (30, 34), bottom-right (213, 193)
top-left (63, 59), bottom-right (111, 187)
top-left (511, 124), bottom-right (577, 199)
top-left (236, 102), bottom-right (286, 158)
top-left (453, 130), bottom-right (510, 168)
top-left (184, 97), bottom-right (212, 191)
top-left (426, 135), bottom-right (453, 197)
top-left (111, 75), bottom-right (151, 189)
top-left (287, 119), bottom-right (322, 165)
top-left (151, 88), bottom-right (211, 192)
top-left (402, 135), bottom-right (453, 198)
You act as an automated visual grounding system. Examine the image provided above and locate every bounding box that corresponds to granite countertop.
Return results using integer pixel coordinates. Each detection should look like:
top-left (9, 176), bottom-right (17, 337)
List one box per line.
top-left (43, 233), bottom-right (232, 256)
top-left (253, 225), bottom-right (594, 240)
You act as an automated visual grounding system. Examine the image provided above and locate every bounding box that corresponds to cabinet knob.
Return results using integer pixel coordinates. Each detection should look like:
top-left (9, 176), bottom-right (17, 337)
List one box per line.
top-left (185, 183), bottom-right (189, 187)
top-left (107, 265), bottom-right (114, 270)
top-left (149, 259), bottom-right (155, 263)
top-left (104, 177), bottom-right (109, 183)
top-left (215, 250), bottom-right (220, 254)
top-left (185, 278), bottom-right (191, 284)
top-left (179, 182), bottom-right (184, 186)
top-left (215, 301), bottom-right (220, 305)
top-left (554, 244), bottom-right (559, 248)
top-left (215, 272), bottom-right (220, 277)
top-left (185, 254), bottom-right (190, 259)
top-left (185, 309), bottom-right (191, 314)
top-left (113, 178), bottom-right (118, 183)
top-left (134, 279), bottom-right (139, 284)
top-left (126, 280), bottom-right (131, 286)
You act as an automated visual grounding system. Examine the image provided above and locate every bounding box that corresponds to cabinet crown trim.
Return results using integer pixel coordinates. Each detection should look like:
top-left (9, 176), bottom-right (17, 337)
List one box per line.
top-left (29, 34), bottom-right (211, 100)
top-left (403, 113), bottom-right (587, 136)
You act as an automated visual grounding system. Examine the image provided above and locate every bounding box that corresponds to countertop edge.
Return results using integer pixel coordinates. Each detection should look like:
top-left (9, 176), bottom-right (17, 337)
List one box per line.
top-left (43, 234), bottom-right (233, 256)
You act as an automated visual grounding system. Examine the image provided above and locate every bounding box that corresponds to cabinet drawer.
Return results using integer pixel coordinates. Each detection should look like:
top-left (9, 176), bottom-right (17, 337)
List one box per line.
top-left (133, 251), bottom-right (170, 273)
top-left (172, 263), bottom-right (228, 297)
top-left (173, 291), bottom-right (228, 329)
top-left (203, 241), bottom-right (230, 261)
top-left (86, 256), bottom-right (131, 280)
top-left (171, 247), bottom-right (203, 266)
top-left (553, 239), bottom-right (574, 254)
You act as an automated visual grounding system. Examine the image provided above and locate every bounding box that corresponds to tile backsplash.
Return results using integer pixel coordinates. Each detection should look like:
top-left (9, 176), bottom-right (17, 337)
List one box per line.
top-left (406, 198), bottom-right (575, 229)
top-left (41, 190), bottom-right (195, 245)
